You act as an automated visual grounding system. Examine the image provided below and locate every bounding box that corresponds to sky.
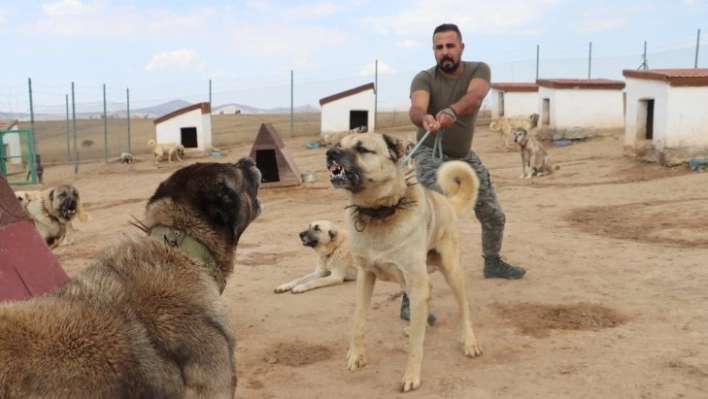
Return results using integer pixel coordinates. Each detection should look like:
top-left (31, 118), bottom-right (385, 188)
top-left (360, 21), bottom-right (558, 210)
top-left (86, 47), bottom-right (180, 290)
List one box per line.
top-left (1, 0), bottom-right (707, 114)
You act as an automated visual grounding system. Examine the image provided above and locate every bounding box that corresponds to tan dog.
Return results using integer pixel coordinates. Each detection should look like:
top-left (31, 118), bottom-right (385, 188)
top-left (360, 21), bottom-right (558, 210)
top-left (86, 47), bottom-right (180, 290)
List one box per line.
top-left (275, 220), bottom-right (357, 294)
top-left (489, 113), bottom-right (539, 149)
top-left (325, 132), bottom-right (482, 392)
top-left (512, 127), bottom-right (559, 179)
top-left (15, 185), bottom-right (91, 249)
top-left (148, 139), bottom-right (185, 165)
top-left (0, 159), bottom-right (263, 398)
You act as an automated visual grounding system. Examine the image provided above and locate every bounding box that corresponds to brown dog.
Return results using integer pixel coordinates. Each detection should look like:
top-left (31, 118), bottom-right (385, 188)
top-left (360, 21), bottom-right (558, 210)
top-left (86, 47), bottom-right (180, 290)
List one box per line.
top-left (0, 158), bottom-right (263, 398)
top-left (15, 185), bottom-right (91, 249)
top-left (326, 132), bottom-right (482, 392)
top-left (275, 220), bottom-right (357, 294)
top-left (148, 139), bottom-right (185, 165)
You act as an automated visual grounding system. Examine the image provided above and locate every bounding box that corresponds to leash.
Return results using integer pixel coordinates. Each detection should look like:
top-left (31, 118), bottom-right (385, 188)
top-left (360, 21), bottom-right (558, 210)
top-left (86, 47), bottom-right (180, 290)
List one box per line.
top-left (402, 129), bottom-right (445, 167)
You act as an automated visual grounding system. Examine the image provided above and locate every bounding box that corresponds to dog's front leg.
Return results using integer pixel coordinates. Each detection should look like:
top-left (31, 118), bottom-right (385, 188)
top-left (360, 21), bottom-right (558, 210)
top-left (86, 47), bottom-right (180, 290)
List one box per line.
top-left (519, 153), bottom-right (529, 179)
top-left (400, 275), bottom-right (430, 392)
top-left (274, 267), bottom-right (326, 293)
top-left (347, 268), bottom-right (375, 371)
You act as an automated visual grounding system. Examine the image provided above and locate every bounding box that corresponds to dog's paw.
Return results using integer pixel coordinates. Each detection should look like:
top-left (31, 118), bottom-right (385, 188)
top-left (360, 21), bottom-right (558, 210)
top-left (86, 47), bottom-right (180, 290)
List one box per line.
top-left (290, 285), bottom-right (310, 294)
top-left (346, 346), bottom-right (368, 371)
top-left (524, 174), bottom-right (532, 180)
top-left (518, 174), bottom-right (525, 179)
top-left (400, 372), bottom-right (421, 392)
top-left (274, 284), bottom-right (293, 293)
top-left (460, 333), bottom-right (483, 358)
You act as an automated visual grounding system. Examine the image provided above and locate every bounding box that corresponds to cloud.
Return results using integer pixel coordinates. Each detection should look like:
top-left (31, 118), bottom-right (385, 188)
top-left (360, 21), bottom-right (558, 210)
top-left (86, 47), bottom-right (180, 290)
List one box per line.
top-left (574, 17), bottom-right (627, 33)
top-left (684, 0), bottom-right (699, 4)
top-left (357, 0), bottom-right (567, 37)
top-left (359, 60), bottom-right (395, 76)
top-left (396, 40), bottom-right (420, 49)
top-left (31, 0), bottom-right (214, 37)
top-left (144, 48), bottom-right (205, 73)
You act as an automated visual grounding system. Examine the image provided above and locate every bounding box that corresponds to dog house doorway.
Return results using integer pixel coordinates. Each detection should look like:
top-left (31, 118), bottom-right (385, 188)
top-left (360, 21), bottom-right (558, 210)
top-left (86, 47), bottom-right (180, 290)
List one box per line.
top-left (498, 92), bottom-right (505, 117)
top-left (180, 127), bottom-right (198, 148)
top-left (636, 99), bottom-right (654, 140)
top-left (349, 110), bottom-right (368, 131)
top-left (255, 149), bottom-right (280, 183)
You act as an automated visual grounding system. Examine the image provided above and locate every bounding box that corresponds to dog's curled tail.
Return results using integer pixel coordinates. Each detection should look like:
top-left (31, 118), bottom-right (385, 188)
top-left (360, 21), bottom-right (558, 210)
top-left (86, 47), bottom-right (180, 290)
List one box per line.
top-left (437, 160), bottom-right (480, 218)
top-left (489, 121), bottom-right (501, 132)
top-left (147, 139), bottom-right (156, 148)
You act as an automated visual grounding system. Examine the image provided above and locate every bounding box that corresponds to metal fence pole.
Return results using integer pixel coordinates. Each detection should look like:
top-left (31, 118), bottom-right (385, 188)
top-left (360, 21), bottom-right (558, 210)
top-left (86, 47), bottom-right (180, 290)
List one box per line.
top-left (374, 59), bottom-right (378, 129)
top-left (126, 88), bottom-right (131, 154)
top-left (290, 70), bottom-right (294, 138)
top-left (65, 94), bottom-right (70, 162)
top-left (71, 82), bottom-right (78, 174)
top-left (103, 83), bottom-right (108, 163)
top-left (588, 42), bottom-right (592, 79)
top-left (535, 44), bottom-right (540, 80)
top-left (695, 29), bottom-right (701, 68)
top-left (28, 78), bottom-right (37, 154)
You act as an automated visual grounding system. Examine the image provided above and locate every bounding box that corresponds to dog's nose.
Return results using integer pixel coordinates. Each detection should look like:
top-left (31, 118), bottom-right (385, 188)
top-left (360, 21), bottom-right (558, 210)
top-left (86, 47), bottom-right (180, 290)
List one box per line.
top-left (326, 147), bottom-right (341, 158)
top-left (298, 231), bottom-right (307, 239)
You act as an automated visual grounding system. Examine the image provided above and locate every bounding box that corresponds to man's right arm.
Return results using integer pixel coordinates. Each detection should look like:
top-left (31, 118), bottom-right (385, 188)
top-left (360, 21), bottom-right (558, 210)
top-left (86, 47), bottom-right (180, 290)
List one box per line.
top-left (410, 90), bottom-right (440, 132)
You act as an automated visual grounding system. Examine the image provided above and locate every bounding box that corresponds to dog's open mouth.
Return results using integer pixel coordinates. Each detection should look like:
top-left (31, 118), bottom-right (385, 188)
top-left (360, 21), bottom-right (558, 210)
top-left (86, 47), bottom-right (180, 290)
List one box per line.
top-left (328, 161), bottom-right (345, 179)
top-left (60, 206), bottom-right (76, 220)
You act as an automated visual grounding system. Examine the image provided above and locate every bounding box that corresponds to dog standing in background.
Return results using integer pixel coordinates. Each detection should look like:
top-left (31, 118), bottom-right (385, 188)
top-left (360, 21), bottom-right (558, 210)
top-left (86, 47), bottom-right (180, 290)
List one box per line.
top-left (148, 139), bottom-right (185, 165)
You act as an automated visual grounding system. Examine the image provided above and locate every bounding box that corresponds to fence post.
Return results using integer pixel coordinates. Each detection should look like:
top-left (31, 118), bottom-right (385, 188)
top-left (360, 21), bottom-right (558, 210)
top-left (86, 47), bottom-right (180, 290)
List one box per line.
top-left (71, 82), bottom-right (78, 174)
top-left (588, 42), bottom-right (592, 79)
top-left (103, 83), bottom-right (108, 163)
top-left (28, 78), bottom-right (37, 154)
top-left (65, 94), bottom-right (70, 162)
top-left (126, 88), bottom-right (131, 154)
top-left (535, 44), bottom-right (540, 80)
top-left (696, 29), bottom-right (701, 68)
top-left (374, 59), bottom-right (378, 129)
top-left (290, 70), bottom-right (294, 138)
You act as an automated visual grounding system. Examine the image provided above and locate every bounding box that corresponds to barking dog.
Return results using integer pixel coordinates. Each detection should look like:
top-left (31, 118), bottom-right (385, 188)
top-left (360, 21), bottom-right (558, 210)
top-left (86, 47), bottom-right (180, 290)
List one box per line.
top-left (275, 220), bottom-right (357, 294)
top-left (15, 185), bottom-right (91, 249)
top-left (489, 113), bottom-right (539, 149)
top-left (512, 127), bottom-right (559, 179)
top-left (148, 139), bottom-right (185, 165)
top-left (1, 159), bottom-right (263, 398)
top-left (326, 132), bottom-right (482, 392)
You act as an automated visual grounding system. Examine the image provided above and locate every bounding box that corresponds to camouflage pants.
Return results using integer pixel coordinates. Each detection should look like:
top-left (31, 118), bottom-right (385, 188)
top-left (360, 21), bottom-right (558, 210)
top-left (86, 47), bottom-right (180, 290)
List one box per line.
top-left (414, 145), bottom-right (505, 257)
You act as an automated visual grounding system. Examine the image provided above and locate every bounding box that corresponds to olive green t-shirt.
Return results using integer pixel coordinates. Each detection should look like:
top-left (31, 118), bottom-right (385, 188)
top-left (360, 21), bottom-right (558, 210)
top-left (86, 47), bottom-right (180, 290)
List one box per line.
top-left (410, 61), bottom-right (491, 158)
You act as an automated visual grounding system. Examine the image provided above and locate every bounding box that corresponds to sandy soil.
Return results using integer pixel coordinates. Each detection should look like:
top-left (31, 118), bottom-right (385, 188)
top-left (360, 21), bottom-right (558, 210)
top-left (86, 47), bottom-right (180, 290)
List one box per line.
top-left (28, 127), bottom-right (708, 398)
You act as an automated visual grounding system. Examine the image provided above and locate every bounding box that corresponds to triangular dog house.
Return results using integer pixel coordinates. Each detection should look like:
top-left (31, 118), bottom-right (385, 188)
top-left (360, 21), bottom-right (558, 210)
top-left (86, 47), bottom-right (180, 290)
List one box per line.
top-left (0, 176), bottom-right (69, 302)
top-left (248, 123), bottom-right (303, 187)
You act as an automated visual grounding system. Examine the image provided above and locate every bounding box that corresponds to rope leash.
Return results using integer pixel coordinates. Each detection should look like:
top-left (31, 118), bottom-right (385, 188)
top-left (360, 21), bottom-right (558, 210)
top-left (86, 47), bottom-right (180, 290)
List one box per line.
top-left (402, 129), bottom-right (445, 167)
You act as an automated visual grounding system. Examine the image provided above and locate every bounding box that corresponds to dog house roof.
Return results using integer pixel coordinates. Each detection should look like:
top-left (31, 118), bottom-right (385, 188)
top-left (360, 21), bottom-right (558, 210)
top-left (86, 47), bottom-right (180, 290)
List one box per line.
top-left (319, 83), bottom-right (376, 106)
top-left (154, 102), bottom-right (211, 125)
top-left (622, 68), bottom-right (708, 87)
top-left (536, 78), bottom-right (625, 90)
top-left (490, 82), bottom-right (538, 92)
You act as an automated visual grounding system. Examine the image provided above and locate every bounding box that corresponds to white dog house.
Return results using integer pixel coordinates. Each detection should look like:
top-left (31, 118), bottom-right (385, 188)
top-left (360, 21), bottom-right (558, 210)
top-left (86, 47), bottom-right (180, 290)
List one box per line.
top-left (153, 102), bottom-right (212, 151)
top-left (622, 68), bottom-right (708, 165)
top-left (319, 83), bottom-right (376, 135)
top-left (489, 82), bottom-right (538, 119)
top-left (1, 120), bottom-right (22, 165)
top-left (536, 78), bottom-right (625, 140)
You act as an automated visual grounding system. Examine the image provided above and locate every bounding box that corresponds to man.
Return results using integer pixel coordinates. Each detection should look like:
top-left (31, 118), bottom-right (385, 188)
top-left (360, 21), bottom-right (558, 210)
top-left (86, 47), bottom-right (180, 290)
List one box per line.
top-left (401, 23), bottom-right (525, 322)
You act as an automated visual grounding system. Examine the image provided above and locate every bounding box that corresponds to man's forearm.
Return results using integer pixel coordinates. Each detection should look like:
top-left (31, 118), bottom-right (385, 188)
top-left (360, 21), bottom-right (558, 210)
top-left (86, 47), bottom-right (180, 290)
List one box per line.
top-left (409, 106), bottom-right (428, 128)
top-left (450, 92), bottom-right (483, 117)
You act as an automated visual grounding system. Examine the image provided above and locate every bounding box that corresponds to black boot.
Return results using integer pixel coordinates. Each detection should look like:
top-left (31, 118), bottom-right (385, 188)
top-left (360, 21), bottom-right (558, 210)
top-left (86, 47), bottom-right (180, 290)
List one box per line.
top-left (399, 292), bottom-right (437, 326)
top-left (483, 256), bottom-right (526, 279)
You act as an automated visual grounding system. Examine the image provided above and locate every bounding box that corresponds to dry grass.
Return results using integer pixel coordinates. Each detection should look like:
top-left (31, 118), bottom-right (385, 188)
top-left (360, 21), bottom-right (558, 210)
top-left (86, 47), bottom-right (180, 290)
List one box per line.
top-left (16, 111), bottom-right (418, 165)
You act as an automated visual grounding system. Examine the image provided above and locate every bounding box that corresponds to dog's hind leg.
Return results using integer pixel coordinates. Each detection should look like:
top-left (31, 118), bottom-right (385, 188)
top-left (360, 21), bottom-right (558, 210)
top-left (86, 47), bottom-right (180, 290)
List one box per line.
top-left (347, 269), bottom-right (375, 372)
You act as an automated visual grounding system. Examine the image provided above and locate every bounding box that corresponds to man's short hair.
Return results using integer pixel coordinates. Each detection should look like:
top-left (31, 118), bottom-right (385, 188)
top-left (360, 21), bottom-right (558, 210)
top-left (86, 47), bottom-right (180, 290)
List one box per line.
top-left (433, 23), bottom-right (462, 41)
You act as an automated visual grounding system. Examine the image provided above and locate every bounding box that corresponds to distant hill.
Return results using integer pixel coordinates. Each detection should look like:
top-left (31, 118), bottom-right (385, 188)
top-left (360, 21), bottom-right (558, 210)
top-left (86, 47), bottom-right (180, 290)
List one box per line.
top-left (1, 100), bottom-right (321, 121)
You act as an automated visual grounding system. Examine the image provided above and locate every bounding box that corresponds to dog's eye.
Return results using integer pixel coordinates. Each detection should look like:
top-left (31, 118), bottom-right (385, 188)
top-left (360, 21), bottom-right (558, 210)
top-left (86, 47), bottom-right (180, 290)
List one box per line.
top-left (355, 144), bottom-right (372, 154)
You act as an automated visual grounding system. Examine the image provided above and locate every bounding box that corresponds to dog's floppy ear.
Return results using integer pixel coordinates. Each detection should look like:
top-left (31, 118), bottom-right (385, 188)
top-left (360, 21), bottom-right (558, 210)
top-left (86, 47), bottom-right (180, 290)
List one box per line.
top-left (382, 134), bottom-right (406, 162)
top-left (328, 229), bottom-right (337, 240)
top-left (48, 189), bottom-right (55, 201)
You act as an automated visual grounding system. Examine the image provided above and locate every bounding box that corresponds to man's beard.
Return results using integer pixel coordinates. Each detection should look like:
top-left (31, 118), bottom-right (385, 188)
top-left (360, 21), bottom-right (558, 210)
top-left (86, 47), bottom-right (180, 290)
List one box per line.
top-left (438, 56), bottom-right (459, 72)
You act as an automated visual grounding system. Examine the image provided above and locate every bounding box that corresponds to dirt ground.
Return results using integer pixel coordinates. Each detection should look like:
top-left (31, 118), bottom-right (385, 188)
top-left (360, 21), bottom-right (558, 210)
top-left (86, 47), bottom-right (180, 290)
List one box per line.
top-left (25, 126), bottom-right (708, 398)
